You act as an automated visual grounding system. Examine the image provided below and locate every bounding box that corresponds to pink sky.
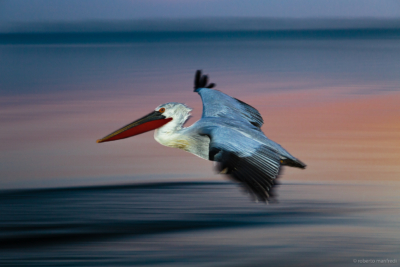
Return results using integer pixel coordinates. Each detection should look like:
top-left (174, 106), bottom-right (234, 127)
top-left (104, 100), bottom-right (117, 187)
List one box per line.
top-left (1, 78), bottom-right (399, 189)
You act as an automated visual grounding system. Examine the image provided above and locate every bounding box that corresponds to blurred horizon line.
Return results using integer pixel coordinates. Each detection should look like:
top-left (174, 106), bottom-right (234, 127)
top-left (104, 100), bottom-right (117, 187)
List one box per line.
top-left (2, 17), bottom-right (400, 34)
top-left (1, 29), bottom-right (400, 45)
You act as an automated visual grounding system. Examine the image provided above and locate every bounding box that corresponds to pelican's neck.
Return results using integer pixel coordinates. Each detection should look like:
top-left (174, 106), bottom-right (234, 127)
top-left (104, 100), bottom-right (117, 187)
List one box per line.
top-left (157, 116), bottom-right (186, 135)
top-left (154, 112), bottom-right (190, 143)
top-left (154, 116), bottom-right (210, 160)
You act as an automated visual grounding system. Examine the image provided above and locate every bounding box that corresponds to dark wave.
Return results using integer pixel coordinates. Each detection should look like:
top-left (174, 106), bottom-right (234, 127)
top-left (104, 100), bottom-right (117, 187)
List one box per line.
top-left (0, 182), bottom-right (366, 249)
top-left (0, 181), bottom-right (223, 197)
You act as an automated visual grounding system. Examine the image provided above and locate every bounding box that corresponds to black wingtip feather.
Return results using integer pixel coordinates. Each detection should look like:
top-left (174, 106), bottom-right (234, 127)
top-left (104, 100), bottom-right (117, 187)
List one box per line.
top-left (200, 75), bottom-right (208, 88)
top-left (194, 70), bottom-right (216, 91)
top-left (207, 83), bottom-right (216, 89)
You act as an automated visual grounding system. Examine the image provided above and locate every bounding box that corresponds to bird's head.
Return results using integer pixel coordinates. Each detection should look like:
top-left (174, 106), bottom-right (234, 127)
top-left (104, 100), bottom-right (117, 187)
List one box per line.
top-left (155, 102), bottom-right (192, 126)
top-left (96, 102), bottom-right (192, 143)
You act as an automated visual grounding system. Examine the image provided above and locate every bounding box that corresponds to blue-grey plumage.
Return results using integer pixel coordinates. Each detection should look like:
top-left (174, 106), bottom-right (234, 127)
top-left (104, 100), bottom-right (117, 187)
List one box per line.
top-left (154, 70), bottom-right (305, 201)
top-left (97, 70), bottom-right (305, 202)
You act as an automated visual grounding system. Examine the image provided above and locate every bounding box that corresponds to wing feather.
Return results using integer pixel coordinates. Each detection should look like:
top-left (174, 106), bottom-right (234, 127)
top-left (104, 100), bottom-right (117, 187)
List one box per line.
top-left (215, 145), bottom-right (281, 202)
top-left (193, 70), bottom-right (264, 128)
top-left (205, 126), bottom-right (281, 202)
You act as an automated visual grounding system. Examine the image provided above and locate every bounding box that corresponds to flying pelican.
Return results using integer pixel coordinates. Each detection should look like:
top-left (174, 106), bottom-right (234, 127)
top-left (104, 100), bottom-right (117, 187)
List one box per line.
top-left (97, 70), bottom-right (306, 202)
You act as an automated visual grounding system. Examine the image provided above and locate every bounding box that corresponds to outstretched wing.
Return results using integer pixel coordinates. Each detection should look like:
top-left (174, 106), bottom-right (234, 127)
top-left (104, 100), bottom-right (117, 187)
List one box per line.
top-left (201, 125), bottom-right (281, 202)
top-left (194, 70), bottom-right (264, 128)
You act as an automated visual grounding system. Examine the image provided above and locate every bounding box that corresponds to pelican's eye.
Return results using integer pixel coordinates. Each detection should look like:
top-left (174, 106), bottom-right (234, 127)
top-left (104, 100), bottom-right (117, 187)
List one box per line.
top-left (159, 108), bottom-right (166, 113)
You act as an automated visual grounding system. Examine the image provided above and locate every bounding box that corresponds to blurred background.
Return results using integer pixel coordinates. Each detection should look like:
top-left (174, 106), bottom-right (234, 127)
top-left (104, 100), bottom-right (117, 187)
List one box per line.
top-left (0, 1), bottom-right (399, 266)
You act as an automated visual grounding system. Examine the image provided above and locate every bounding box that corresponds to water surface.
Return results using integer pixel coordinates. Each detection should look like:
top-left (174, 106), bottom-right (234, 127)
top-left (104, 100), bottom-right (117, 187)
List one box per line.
top-left (0, 182), bottom-right (399, 266)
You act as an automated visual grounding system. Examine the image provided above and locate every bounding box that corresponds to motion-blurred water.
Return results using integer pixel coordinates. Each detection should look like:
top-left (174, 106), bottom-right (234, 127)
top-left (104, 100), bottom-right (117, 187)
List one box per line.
top-left (0, 182), bottom-right (399, 266)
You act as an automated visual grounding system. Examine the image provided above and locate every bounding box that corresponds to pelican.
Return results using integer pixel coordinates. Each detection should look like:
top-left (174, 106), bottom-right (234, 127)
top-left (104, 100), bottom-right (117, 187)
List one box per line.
top-left (97, 70), bottom-right (306, 202)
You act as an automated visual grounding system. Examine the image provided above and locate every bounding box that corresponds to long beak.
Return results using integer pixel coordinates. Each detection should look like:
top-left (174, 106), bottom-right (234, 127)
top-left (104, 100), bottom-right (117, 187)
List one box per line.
top-left (97, 111), bottom-right (172, 143)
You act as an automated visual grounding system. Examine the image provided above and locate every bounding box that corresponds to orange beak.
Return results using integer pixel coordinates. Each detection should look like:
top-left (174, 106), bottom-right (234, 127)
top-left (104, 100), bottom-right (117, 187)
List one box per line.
top-left (96, 110), bottom-right (172, 143)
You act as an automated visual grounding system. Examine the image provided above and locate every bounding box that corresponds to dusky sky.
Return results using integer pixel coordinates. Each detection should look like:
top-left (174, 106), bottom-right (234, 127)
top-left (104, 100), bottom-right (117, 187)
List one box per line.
top-left (0, 0), bottom-right (399, 23)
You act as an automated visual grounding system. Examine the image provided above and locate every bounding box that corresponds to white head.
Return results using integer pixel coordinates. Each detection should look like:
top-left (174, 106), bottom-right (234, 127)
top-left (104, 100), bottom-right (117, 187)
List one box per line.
top-left (155, 102), bottom-right (192, 132)
top-left (96, 102), bottom-right (192, 143)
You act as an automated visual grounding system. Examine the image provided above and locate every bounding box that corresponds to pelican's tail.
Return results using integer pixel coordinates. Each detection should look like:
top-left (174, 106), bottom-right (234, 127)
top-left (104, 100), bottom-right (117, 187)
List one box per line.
top-left (280, 158), bottom-right (306, 169)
